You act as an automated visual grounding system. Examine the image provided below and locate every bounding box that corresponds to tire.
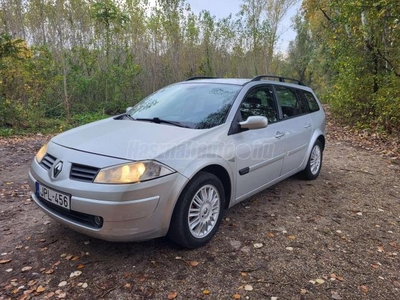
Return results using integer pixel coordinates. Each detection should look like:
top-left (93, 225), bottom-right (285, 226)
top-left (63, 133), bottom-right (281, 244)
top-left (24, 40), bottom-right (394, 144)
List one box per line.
top-left (168, 172), bottom-right (225, 249)
top-left (302, 140), bottom-right (323, 180)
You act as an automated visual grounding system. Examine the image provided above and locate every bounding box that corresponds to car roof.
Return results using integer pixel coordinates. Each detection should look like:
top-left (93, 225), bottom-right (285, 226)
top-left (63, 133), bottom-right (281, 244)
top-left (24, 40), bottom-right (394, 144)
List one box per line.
top-left (182, 78), bottom-right (250, 85)
top-left (181, 77), bottom-right (315, 92)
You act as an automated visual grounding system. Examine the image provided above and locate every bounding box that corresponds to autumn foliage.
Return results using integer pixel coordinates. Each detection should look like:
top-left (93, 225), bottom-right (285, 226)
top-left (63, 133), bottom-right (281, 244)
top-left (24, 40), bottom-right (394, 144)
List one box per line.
top-left (1, 0), bottom-right (399, 136)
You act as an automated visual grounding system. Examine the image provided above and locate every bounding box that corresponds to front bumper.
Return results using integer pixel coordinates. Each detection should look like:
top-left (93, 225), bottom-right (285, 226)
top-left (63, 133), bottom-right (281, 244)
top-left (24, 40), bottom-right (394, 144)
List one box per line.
top-left (28, 144), bottom-right (188, 242)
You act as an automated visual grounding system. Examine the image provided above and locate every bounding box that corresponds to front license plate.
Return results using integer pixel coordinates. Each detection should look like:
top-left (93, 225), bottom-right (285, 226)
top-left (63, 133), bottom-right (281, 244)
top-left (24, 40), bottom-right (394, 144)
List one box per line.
top-left (36, 182), bottom-right (71, 210)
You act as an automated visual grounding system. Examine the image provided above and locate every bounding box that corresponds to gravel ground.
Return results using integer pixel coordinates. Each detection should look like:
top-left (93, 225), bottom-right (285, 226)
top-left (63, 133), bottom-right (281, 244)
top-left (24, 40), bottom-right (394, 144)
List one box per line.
top-left (0, 117), bottom-right (399, 300)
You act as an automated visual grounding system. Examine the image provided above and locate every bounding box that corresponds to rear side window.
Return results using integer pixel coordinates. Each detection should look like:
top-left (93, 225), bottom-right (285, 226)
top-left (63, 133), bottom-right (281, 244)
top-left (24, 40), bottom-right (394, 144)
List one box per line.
top-left (275, 86), bottom-right (306, 118)
top-left (302, 91), bottom-right (320, 112)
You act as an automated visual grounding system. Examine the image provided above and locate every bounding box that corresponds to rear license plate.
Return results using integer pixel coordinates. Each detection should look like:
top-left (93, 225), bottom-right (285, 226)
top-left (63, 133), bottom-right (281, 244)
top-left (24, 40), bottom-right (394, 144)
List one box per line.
top-left (36, 182), bottom-right (71, 210)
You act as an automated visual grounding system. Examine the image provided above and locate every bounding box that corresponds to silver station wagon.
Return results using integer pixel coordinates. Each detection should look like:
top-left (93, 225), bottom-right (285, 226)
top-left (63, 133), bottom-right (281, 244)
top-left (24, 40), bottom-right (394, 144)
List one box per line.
top-left (29, 76), bottom-right (326, 248)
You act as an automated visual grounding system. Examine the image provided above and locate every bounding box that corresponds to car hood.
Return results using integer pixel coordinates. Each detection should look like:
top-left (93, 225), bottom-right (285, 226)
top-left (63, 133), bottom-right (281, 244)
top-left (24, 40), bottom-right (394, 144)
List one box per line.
top-left (51, 117), bottom-right (220, 162)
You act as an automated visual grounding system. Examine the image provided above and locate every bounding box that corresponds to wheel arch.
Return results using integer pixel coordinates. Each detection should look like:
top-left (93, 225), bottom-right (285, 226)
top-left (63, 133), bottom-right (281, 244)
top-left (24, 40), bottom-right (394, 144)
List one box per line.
top-left (199, 164), bottom-right (232, 209)
top-left (317, 134), bottom-right (326, 151)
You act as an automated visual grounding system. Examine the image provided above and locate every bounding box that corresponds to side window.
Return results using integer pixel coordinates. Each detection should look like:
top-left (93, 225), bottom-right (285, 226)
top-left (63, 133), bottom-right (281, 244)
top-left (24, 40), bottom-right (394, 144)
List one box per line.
top-left (275, 86), bottom-right (305, 118)
top-left (302, 91), bottom-right (320, 112)
top-left (240, 86), bottom-right (278, 123)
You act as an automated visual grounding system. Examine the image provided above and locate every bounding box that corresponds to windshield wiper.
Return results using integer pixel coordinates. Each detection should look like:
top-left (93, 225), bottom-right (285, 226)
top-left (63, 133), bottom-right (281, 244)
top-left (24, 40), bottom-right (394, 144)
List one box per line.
top-left (134, 117), bottom-right (190, 128)
top-left (123, 113), bottom-right (135, 120)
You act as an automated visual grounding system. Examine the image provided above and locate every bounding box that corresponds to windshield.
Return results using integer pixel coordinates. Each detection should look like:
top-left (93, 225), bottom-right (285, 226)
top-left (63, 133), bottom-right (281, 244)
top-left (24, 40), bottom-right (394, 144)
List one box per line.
top-left (128, 83), bottom-right (242, 129)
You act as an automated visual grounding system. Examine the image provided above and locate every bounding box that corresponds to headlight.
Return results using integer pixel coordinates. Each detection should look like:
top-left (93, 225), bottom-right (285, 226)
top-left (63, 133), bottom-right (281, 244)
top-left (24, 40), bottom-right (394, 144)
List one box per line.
top-left (94, 161), bottom-right (175, 184)
top-left (35, 143), bottom-right (48, 163)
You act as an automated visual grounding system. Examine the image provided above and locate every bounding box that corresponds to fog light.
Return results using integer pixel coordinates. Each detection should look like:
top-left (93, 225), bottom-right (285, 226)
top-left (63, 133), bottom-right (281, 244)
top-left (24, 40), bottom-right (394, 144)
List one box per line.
top-left (93, 216), bottom-right (103, 227)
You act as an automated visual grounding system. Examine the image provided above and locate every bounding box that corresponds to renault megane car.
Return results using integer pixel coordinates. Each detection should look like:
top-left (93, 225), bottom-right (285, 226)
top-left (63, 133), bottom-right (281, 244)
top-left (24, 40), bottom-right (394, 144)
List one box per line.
top-left (28, 75), bottom-right (326, 248)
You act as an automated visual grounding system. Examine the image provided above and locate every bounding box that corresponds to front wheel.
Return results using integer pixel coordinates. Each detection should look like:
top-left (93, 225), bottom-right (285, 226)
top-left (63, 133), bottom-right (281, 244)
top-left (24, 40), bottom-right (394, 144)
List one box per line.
top-left (168, 172), bottom-right (225, 249)
top-left (301, 140), bottom-right (323, 180)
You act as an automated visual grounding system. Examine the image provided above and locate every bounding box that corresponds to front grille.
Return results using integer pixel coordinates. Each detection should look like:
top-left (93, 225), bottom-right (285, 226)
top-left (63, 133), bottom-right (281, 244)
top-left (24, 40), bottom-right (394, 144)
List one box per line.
top-left (40, 154), bottom-right (57, 170)
top-left (70, 164), bottom-right (99, 182)
top-left (36, 195), bottom-right (103, 229)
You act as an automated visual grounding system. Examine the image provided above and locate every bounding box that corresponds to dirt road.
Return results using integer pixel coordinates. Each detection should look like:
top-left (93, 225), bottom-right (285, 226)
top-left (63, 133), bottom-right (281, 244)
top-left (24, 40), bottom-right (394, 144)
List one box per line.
top-left (1, 122), bottom-right (399, 299)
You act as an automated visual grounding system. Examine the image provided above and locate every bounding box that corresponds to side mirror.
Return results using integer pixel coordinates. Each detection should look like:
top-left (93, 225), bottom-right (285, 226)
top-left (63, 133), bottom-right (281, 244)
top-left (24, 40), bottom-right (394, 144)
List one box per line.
top-left (239, 116), bottom-right (268, 130)
top-left (126, 107), bottom-right (133, 113)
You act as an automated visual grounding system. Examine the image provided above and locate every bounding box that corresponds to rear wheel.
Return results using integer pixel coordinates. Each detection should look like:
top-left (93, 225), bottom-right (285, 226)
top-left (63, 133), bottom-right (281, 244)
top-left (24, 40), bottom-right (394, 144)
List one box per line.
top-left (168, 172), bottom-right (225, 249)
top-left (302, 140), bottom-right (323, 180)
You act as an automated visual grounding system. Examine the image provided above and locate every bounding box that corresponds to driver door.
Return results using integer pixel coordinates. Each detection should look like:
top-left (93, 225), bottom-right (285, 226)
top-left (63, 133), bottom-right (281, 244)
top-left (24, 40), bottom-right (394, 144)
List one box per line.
top-left (230, 86), bottom-right (286, 201)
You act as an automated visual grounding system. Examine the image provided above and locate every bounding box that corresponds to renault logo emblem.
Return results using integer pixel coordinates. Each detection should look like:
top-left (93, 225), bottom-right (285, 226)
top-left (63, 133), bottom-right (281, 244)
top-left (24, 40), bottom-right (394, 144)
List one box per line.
top-left (53, 161), bottom-right (63, 178)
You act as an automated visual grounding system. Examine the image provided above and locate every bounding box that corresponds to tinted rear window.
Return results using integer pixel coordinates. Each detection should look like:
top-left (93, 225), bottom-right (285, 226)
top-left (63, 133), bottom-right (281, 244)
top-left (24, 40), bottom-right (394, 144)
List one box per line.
top-left (302, 91), bottom-right (320, 112)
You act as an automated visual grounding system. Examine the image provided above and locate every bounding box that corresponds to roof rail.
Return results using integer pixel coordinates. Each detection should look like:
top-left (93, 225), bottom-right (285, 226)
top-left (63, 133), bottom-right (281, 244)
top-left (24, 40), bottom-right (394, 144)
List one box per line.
top-left (185, 76), bottom-right (219, 81)
top-left (250, 75), bottom-right (305, 86)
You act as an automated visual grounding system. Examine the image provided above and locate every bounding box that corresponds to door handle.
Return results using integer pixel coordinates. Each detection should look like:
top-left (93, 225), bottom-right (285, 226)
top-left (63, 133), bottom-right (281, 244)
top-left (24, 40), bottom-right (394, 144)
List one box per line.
top-left (304, 123), bottom-right (311, 129)
top-left (275, 131), bottom-right (285, 139)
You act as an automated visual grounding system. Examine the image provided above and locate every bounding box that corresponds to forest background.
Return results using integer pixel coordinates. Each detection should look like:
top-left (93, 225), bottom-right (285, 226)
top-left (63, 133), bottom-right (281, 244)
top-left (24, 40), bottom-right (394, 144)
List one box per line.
top-left (1, 0), bottom-right (399, 137)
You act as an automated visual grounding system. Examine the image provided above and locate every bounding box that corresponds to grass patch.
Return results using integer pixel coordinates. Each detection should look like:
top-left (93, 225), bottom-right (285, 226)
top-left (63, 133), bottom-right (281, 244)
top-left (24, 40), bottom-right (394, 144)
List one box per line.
top-left (0, 113), bottom-right (109, 137)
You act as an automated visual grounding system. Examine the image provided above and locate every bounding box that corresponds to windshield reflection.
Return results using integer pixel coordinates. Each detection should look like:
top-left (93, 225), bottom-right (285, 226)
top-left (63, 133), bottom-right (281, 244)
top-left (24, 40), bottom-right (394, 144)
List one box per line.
top-left (129, 83), bottom-right (242, 129)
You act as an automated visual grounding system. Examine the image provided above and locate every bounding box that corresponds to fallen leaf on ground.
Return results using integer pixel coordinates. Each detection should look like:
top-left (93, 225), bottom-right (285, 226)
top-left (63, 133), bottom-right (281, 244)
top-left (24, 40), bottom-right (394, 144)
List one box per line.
top-left (190, 261), bottom-right (199, 267)
top-left (58, 281), bottom-right (67, 287)
top-left (21, 266), bottom-right (32, 272)
top-left (23, 289), bottom-right (34, 296)
top-left (233, 294), bottom-right (241, 299)
top-left (335, 276), bottom-right (343, 281)
top-left (167, 291), bottom-right (178, 299)
top-left (70, 270), bottom-right (82, 278)
top-left (315, 279), bottom-right (325, 284)
top-left (288, 235), bottom-right (296, 240)
top-left (371, 264), bottom-right (379, 269)
top-left (36, 286), bottom-right (46, 293)
top-left (203, 289), bottom-right (210, 295)
top-left (53, 261), bottom-right (61, 267)
top-left (253, 243), bottom-right (263, 248)
top-left (300, 289), bottom-right (307, 294)
top-left (0, 259), bottom-right (12, 264)
top-left (27, 280), bottom-right (37, 287)
top-left (244, 285), bottom-right (253, 291)
top-left (360, 285), bottom-right (368, 293)
top-left (77, 264), bottom-right (85, 269)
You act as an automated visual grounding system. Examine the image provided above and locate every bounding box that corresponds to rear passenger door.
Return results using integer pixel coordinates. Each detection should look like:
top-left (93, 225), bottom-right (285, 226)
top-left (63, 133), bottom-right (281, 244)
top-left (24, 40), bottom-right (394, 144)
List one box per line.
top-left (274, 85), bottom-right (313, 175)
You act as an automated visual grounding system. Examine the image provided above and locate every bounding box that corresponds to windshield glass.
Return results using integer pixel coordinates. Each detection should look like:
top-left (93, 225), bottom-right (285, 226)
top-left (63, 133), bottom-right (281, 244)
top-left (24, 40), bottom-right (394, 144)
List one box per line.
top-left (128, 83), bottom-right (242, 129)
